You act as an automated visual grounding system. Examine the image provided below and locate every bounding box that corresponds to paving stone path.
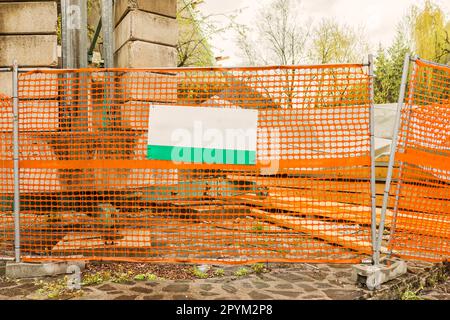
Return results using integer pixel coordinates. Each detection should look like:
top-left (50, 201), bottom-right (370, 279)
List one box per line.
top-left (418, 280), bottom-right (450, 300)
top-left (0, 261), bottom-right (448, 300)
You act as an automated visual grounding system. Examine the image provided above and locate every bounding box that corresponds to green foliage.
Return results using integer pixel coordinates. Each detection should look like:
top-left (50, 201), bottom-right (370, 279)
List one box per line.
top-left (56, 15), bottom-right (62, 45)
top-left (234, 267), bottom-right (250, 277)
top-left (401, 290), bottom-right (424, 300)
top-left (111, 271), bottom-right (134, 283)
top-left (213, 268), bottom-right (225, 277)
top-left (82, 271), bottom-right (111, 286)
top-left (191, 266), bottom-right (209, 279)
top-left (374, 1), bottom-right (450, 104)
top-left (309, 18), bottom-right (369, 64)
top-left (401, 285), bottom-right (425, 300)
top-left (410, 1), bottom-right (450, 64)
top-left (35, 277), bottom-right (83, 299)
top-left (134, 273), bottom-right (159, 281)
top-left (374, 31), bottom-right (411, 104)
top-left (251, 263), bottom-right (267, 274)
top-left (177, 0), bottom-right (218, 67)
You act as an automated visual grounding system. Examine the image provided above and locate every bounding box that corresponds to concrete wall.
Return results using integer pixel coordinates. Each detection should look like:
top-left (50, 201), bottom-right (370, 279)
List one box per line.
top-left (0, 1), bottom-right (58, 96)
top-left (114, 0), bottom-right (178, 68)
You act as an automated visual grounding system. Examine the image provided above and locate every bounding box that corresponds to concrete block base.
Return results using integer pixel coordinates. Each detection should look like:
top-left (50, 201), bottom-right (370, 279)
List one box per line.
top-left (352, 258), bottom-right (407, 290)
top-left (5, 260), bottom-right (85, 279)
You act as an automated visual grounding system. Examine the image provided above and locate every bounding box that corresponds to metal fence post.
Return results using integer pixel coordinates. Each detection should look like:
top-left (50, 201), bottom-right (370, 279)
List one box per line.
top-left (386, 56), bottom-right (419, 254)
top-left (101, 0), bottom-right (114, 68)
top-left (61, 0), bottom-right (88, 68)
top-left (374, 54), bottom-right (411, 265)
top-left (368, 54), bottom-right (377, 261)
top-left (12, 60), bottom-right (20, 263)
top-left (101, 0), bottom-right (115, 128)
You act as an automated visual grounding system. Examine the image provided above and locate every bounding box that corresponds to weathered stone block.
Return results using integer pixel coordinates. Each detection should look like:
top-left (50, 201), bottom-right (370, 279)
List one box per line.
top-left (115, 0), bottom-right (177, 24)
top-left (0, 71), bottom-right (12, 96)
top-left (115, 10), bottom-right (178, 51)
top-left (115, 40), bottom-right (177, 68)
top-left (0, 35), bottom-right (58, 67)
top-left (0, 2), bottom-right (57, 34)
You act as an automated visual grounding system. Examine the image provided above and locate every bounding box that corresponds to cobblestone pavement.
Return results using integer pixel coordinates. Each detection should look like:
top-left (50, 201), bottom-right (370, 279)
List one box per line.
top-left (0, 261), bottom-right (448, 300)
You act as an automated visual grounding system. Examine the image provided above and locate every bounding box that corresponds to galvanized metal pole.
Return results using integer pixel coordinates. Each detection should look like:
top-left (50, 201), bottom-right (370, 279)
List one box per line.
top-left (101, 0), bottom-right (115, 128)
top-left (368, 54), bottom-right (377, 261)
top-left (374, 54), bottom-right (411, 265)
top-left (61, 0), bottom-right (88, 68)
top-left (386, 56), bottom-right (419, 254)
top-left (12, 60), bottom-right (20, 263)
top-left (61, 0), bottom-right (88, 132)
top-left (61, 0), bottom-right (68, 68)
top-left (101, 0), bottom-right (114, 68)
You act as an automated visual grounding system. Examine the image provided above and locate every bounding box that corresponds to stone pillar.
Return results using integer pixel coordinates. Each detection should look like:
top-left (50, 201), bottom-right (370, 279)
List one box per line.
top-left (0, 2), bottom-right (60, 199)
top-left (0, 1), bottom-right (58, 95)
top-left (113, 0), bottom-right (179, 191)
top-left (114, 0), bottom-right (178, 68)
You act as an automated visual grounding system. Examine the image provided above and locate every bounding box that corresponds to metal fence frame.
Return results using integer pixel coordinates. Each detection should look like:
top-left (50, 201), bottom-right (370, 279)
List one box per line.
top-left (12, 60), bottom-right (20, 262)
top-left (378, 56), bottom-right (450, 262)
top-left (0, 55), bottom-right (413, 265)
top-left (375, 54), bottom-right (412, 265)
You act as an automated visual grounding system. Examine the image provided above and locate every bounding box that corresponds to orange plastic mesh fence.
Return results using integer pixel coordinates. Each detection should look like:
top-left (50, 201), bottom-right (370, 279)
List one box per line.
top-left (12, 64), bottom-right (373, 263)
top-left (388, 59), bottom-right (450, 262)
top-left (0, 94), bottom-right (14, 258)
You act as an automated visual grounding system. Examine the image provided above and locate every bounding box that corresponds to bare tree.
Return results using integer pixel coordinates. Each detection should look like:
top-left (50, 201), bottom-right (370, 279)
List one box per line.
top-left (231, 0), bottom-right (312, 107)
top-left (234, 0), bottom-right (311, 66)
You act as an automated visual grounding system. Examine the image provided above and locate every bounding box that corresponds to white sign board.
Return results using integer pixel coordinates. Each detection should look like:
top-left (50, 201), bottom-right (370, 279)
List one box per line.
top-left (147, 106), bottom-right (258, 165)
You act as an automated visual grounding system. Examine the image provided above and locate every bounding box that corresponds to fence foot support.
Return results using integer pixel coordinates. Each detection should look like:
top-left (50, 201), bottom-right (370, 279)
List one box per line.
top-left (5, 260), bottom-right (85, 279)
top-left (351, 258), bottom-right (407, 290)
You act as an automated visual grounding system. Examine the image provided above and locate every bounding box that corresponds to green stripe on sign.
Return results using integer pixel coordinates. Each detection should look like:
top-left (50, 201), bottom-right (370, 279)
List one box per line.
top-left (147, 145), bottom-right (256, 165)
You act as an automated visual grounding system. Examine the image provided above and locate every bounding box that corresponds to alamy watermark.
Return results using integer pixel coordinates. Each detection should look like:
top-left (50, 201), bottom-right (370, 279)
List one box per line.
top-left (169, 121), bottom-right (280, 173)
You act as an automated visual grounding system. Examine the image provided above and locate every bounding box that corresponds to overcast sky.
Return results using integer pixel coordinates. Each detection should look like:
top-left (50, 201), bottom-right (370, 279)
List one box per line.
top-left (198, 0), bottom-right (450, 66)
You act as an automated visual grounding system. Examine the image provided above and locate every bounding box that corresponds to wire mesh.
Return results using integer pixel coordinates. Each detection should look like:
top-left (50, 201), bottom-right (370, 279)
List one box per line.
top-left (388, 59), bottom-right (450, 262)
top-left (14, 64), bottom-right (373, 263)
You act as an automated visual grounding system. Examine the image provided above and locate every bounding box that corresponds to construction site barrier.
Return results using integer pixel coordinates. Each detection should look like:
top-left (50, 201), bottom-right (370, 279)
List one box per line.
top-left (381, 58), bottom-right (450, 262)
top-left (0, 63), bottom-right (378, 264)
top-left (0, 93), bottom-right (14, 259)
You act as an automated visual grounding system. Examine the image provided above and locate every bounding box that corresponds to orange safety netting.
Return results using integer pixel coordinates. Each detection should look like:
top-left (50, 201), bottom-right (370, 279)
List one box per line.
top-left (11, 64), bottom-right (374, 263)
top-left (0, 93), bottom-right (14, 258)
top-left (387, 59), bottom-right (450, 262)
